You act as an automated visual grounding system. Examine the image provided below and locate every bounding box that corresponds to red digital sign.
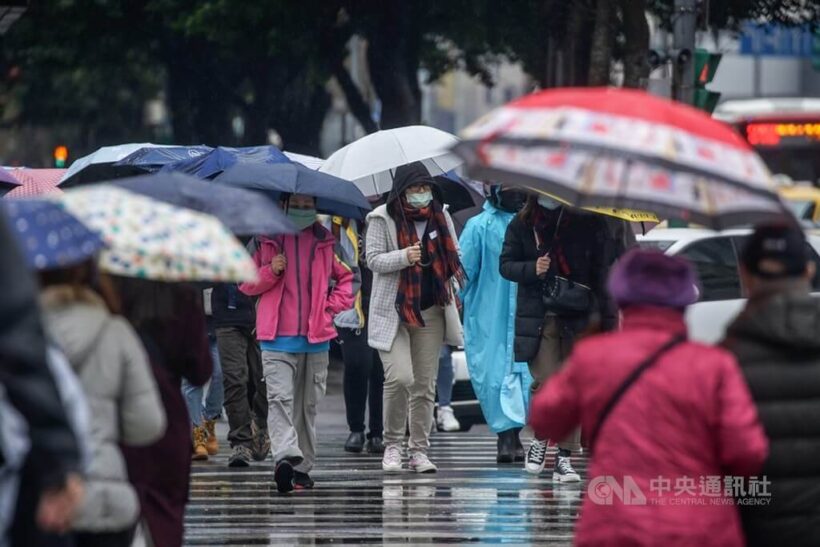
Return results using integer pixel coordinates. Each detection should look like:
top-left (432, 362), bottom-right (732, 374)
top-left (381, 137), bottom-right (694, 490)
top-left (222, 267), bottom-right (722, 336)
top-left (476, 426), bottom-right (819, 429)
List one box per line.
top-left (746, 122), bottom-right (820, 147)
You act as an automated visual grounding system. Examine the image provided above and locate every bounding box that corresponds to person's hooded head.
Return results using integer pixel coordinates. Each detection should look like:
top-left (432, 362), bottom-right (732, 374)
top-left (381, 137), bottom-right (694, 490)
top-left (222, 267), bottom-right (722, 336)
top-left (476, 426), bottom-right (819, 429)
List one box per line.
top-left (387, 162), bottom-right (442, 219)
top-left (607, 248), bottom-right (700, 311)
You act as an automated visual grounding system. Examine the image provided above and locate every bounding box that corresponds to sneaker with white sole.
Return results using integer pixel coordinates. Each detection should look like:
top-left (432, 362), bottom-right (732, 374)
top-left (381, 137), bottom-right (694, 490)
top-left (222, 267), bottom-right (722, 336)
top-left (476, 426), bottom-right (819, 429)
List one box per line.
top-left (382, 444), bottom-right (403, 472)
top-left (525, 439), bottom-right (548, 475)
top-left (553, 454), bottom-right (581, 483)
top-left (436, 406), bottom-right (461, 432)
top-left (408, 452), bottom-right (437, 473)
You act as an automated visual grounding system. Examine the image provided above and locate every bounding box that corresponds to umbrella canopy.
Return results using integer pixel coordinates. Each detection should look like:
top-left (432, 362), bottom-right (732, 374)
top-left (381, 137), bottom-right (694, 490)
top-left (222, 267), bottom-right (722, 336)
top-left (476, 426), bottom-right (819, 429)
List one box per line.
top-left (453, 87), bottom-right (787, 230)
top-left (284, 151), bottom-right (324, 170)
top-left (434, 172), bottom-right (484, 213)
top-left (522, 186), bottom-right (659, 222)
top-left (1, 199), bottom-right (105, 270)
top-left (215, 163), bottom-right (371, 220)
top-left (112, 145), bottom-right (213, 173)
top-left (59, 143), bottom-right (179, 187)
top-left (5, 169), bottom-right (65, 198)
top-left (55, 187), bottom-right (257, 282)
top-left (0, 169), bottom-right (22, 194)
top-left (161, 145), bottom-right (290, 179)
top-left (109, 172), bottom-right (296, 236)
top-left (320, 126), bottom-right (463, 196)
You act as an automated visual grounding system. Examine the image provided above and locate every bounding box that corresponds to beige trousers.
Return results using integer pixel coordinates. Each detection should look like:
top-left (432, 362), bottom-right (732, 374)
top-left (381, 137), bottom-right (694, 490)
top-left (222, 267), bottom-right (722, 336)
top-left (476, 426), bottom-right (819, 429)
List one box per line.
top-left (379, 306), bottom-right (445, 454)
top-left (529, 316), bottom-right (582, 452)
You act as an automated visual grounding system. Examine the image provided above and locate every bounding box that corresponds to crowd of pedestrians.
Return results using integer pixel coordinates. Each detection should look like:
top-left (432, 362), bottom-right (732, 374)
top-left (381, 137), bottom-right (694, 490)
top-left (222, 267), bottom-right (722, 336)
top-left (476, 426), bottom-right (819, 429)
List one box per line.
top-left (3, 157), bottom-right (820, 546)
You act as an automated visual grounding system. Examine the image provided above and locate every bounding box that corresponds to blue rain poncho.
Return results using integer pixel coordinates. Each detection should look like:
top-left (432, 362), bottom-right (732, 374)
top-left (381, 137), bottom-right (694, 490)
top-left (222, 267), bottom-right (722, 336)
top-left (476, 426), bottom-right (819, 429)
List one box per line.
top-left (459, 202), bottom-right (532, 433)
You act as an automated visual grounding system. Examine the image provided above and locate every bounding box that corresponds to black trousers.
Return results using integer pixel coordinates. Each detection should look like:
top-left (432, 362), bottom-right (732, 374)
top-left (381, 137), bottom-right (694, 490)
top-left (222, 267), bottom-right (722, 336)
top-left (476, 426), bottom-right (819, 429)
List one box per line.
top-left (216, 326), bottom-right (268, 447)
top-left (74, 528), bottom-right (135, 547)
top-left (339, 327), bottom-right (384, 437)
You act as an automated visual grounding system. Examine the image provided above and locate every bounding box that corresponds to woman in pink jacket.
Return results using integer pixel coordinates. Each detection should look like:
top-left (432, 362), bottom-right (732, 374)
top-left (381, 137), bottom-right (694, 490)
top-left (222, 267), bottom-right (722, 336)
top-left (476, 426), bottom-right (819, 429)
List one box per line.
top-left (530, 249), bottom-right (768, 547)
top-left (240, 194), bottom-right (354, 494)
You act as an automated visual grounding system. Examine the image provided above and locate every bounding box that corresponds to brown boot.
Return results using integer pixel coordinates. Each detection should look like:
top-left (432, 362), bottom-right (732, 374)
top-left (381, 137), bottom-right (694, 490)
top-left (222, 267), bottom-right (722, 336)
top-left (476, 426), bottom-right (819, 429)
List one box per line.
top-left (204, 419), bottom-right (219, 456)
top-left (192, 425), bottom-right (209, 461)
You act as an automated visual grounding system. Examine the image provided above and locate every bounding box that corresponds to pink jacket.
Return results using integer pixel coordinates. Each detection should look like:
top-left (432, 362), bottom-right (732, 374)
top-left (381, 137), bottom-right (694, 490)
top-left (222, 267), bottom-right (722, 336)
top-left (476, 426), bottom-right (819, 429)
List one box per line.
top-left (531, 306), bottom-right (768, 547)
top-left (239, 225), bottom-right (354, 344)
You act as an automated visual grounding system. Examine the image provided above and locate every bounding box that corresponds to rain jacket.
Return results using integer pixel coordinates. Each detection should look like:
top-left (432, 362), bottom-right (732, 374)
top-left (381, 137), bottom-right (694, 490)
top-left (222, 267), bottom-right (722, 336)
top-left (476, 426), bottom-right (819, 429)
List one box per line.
top-left (459, 202), bottom-right (532, 433)
top-left (40, 286), bottom-right (166, 533)
top-left (240, 223), bottom-right (354, 344)
top-left (530, 306), bottom-right (768, 547)
top-left (722, 285), bottom-right (820, 547)
top-left (322, 215), bottom-right (364, 331)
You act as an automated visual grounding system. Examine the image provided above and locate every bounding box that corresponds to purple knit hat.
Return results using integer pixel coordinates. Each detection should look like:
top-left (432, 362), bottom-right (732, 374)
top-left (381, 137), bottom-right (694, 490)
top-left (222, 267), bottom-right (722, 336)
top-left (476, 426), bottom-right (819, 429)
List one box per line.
top-left (607, 248), bottom-right (700, 309)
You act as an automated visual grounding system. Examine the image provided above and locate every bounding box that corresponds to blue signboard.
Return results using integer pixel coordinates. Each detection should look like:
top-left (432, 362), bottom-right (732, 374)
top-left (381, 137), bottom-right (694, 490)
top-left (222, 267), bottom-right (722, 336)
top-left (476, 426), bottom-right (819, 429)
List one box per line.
top-left (739, 23), bottom-right (813, 57)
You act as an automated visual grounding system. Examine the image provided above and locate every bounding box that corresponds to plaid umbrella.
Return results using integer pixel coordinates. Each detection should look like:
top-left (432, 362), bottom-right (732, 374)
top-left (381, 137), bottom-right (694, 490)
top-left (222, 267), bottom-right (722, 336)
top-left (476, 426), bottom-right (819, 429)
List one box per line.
top-left (5, 169), bottom-right (66, 198)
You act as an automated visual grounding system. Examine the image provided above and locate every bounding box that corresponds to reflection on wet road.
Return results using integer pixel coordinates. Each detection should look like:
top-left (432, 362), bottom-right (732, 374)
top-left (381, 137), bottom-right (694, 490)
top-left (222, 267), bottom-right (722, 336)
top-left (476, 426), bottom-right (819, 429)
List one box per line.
top-left (184, 433), bottom-right (586, 545)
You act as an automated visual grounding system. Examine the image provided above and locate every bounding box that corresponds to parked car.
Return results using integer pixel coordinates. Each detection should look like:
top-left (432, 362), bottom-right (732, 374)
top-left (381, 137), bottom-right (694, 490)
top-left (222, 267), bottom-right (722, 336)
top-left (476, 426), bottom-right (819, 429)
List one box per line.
top-left (448, 349), bottom-right (484, 431)
top-left (638, 228), bottom-right (820, 343)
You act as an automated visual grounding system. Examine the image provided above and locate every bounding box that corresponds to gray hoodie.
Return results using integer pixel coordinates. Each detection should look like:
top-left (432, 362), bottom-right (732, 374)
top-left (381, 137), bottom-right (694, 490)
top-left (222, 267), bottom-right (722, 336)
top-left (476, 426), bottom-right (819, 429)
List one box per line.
top-left (41, 286), bottom-right (166, 533)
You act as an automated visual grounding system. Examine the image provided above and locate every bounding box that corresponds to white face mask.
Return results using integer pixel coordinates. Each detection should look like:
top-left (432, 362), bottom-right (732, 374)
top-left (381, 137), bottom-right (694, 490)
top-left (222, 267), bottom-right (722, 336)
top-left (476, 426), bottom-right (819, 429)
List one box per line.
top-left (537, 195), bottom-right (561, 210)
top-left (406, 191), bottom-right (433, 209)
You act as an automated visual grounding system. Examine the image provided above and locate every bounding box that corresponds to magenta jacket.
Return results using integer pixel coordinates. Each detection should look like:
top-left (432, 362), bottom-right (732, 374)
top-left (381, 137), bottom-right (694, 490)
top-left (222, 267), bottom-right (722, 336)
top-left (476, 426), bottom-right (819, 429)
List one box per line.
top-left (530, 306), bottom-right (768, 547)
top-left (239, 224), bottom-right (354, 344)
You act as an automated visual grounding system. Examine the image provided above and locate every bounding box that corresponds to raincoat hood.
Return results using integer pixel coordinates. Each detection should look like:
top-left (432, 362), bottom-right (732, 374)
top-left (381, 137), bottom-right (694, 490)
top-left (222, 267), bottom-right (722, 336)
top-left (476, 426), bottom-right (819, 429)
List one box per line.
top-left (40, 286), bottom-right (109, 367)
top-left (727, 288), bottom-right (820, 352)
top-left (386, 162), bottom-right (442, 206)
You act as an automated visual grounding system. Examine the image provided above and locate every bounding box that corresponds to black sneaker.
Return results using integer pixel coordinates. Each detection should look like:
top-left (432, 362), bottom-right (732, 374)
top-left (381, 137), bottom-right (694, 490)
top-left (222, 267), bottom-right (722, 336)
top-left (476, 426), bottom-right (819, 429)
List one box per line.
top-left (366, 436), bottom-right (385, 454)
top-left (344, 431), bottom-right (366, 453)
top-left (274, 460), bottom-right (295, 493)
top-left (553, 453), bottom-right (581, 483)
top-left (228, 445), bottom-right (252, 468)
top-left (294, 471), bottom-right (314, 490)
top-left (251, 423), bottom-right (271, 462)
top-left (524, 439), bottom-right (548, 474)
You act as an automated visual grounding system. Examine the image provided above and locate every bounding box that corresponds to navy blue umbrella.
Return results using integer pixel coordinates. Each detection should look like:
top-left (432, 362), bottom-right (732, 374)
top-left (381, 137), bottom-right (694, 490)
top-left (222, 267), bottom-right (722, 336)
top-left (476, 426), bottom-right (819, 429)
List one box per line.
top-left (109, 172), bottom-right (296, 236)
top-left (1, 199), bottom-right (105, 270)
top-left (215, 163), bottom-right (371, 219)
top-left (161, 146), bottom-right (291, 179)
top-left (113, 145), bottom-right (213, 172)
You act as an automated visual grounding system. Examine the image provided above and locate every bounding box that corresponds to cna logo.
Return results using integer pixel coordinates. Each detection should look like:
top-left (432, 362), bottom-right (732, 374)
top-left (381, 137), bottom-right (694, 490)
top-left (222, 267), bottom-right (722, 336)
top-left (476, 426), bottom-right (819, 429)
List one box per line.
top-left (588, 476), bottom-right (647, 505)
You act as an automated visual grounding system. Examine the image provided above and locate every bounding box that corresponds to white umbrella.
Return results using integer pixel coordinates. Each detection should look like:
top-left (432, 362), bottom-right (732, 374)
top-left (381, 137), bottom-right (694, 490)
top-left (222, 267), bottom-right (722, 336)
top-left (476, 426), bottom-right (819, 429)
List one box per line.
top-left (283, 151), bottom-right (324, 170)
top-left (320, 126), bottom-right (463, 196)
top-left (59, 143), bottom-right (176, 187)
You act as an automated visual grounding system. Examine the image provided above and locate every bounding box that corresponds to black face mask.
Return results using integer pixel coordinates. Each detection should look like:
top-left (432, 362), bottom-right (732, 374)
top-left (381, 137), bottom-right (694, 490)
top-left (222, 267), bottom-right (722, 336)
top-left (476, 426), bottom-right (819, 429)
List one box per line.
top-left (497, 190), bottom-right (527, 213)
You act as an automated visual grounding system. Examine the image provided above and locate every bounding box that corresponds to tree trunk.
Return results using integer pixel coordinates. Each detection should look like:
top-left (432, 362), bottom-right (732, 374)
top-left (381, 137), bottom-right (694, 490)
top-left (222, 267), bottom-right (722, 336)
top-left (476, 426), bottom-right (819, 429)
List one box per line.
top-left (364, 0), bottom-right (421, 128)
top-left (588, 0), bottom-right (615, 86)
top-left (332, 61), bottom-right (379, 134)
top-left (566, 0), bottom-right (594, 86)
top-left (620, 0), bottom-right (650, 88)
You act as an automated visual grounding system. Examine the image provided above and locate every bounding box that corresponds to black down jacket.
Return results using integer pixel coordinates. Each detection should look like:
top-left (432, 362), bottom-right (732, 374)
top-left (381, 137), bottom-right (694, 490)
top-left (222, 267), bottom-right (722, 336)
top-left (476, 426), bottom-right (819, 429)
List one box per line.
top-left (499, 208), bottom-right (616, 363)
top-left (722, 287), bottom-right (820, 547)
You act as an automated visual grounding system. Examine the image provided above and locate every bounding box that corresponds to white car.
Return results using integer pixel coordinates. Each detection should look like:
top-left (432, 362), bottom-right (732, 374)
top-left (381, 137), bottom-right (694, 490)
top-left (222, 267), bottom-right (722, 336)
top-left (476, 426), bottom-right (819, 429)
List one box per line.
top-left (637, 228), bottom-right (820, 343)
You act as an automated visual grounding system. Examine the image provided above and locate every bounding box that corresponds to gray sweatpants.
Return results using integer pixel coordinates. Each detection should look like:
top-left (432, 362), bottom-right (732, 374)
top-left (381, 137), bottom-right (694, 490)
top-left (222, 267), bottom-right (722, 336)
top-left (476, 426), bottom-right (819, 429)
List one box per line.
top-left (261, 351), bottom-right (329, 473)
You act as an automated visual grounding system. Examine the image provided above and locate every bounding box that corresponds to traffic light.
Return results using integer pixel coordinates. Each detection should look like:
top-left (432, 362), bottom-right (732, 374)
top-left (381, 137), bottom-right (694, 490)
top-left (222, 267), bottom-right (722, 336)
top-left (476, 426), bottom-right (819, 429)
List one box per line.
top-left (693, 49), bottom-right (721, 113)
top-left (53, 145), bottom-right (68, 168)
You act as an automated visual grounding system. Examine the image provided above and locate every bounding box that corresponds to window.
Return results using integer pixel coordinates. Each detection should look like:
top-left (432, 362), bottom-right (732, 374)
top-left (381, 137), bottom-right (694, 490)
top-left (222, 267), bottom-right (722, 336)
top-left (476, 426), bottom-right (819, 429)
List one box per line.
top-left (637, 240), bottom-right (675, 252)
top-left (679, 237), bottom-right (741, 301)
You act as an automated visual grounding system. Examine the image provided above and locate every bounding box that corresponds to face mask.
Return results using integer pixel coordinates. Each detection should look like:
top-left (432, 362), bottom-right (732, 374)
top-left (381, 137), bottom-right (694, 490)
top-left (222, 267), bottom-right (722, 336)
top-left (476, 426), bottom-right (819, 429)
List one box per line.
top-left (498, 190), bottom-right (526, 212)
top-left (537, 195), bottom-right (562, 211)
top-left (287, 208), bottom-right (317, 230)
top-left (406, 191), bottom-right (432, 209)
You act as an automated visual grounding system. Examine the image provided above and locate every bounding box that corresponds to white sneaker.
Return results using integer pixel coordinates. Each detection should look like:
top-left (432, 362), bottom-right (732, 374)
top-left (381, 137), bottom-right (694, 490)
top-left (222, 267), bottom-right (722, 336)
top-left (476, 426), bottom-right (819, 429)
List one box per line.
top-left (553, 454), bottom-right (581, 483)
top-left (525, 439), bottom-right (548, 475)
top-left (408, 452), bottom-right (438, 473)
top-left (436, 406), bottom-right (461, 432)
top-left (382, 444), bottom-right (403, 473)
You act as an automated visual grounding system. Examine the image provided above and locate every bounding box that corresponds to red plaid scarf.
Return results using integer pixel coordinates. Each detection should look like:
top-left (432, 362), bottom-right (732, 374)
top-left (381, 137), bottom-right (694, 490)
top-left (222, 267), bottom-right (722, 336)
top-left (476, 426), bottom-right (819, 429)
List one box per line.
top-left (393, 199), bottom-right (465, 327)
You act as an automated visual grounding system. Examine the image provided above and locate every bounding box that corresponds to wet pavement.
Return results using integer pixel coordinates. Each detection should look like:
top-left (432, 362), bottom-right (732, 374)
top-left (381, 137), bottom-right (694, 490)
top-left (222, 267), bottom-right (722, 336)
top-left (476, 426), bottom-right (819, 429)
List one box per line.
top-left (184, 362), bottom-right (586, 545)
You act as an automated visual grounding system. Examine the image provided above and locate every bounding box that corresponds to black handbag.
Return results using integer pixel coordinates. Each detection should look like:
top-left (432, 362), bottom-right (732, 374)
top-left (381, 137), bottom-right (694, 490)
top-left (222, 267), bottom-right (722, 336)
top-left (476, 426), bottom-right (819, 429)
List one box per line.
top-left (533, 209), bottom-right (593, 314)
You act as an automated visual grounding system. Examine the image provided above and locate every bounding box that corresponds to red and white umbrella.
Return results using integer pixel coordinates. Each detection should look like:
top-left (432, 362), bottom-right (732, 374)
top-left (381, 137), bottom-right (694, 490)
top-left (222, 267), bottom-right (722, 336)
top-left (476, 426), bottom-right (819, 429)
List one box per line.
top-left (453, 88), bottom-right (788, 229)
top-left (5, 169), bottom-right (65, 198)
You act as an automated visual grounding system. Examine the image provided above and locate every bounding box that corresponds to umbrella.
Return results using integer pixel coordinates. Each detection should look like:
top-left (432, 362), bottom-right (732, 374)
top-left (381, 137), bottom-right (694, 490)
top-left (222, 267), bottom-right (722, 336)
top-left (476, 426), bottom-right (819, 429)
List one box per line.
top-left (109, 172), bottom-right (296, 236)
top-left (215, 163), bottom-right (371, 220)
top-left (59, 143), bottom-right (179, 187)
top-left (0, 169), bottom-right (22, 196)
top-left (112, 145), bottom-right (213, 173)
top-left (284, 151), bottom-right (324, 170)
top-left (1, 199), bottom-right (105, 270)
top-left (434, 172), bottom-right (484, 213)
top-left (320, 126), bottom-right (463, 196)
top-left (5, 169), bottom-right (66, 198)
top-left (522, 186), bottom-right (659, 222)
top-left (453, 87), bottom-right (787, 230)
top-left (161, 145), bottom-right (291, 179)
top-left (55, 187), bottom-right (257, 282)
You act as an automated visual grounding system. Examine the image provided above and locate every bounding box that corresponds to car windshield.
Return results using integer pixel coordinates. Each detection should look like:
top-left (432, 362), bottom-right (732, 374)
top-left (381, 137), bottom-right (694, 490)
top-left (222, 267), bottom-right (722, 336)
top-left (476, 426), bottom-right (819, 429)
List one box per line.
top-left (637, 240), bottom-right (675, 252)
top-left (785, 199), bottom-right (815, 221)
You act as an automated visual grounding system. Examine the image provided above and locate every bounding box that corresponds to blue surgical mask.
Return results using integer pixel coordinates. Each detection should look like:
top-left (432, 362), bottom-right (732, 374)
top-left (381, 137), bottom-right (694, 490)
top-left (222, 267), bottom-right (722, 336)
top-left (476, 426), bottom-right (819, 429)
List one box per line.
top-left (287, 208), bottom-right (317, 230)
top-left (537, 195), bottom-right (561, 211)
top-left (406, 191), bottom-right (433, 209)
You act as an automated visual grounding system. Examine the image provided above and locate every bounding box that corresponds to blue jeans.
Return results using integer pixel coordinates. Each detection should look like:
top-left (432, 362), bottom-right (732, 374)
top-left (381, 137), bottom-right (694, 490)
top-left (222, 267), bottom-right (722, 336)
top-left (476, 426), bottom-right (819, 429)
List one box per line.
top-left (436, 345), bottom-right (454, 407)
top-left (183, 336), bottom-right (224, 426)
